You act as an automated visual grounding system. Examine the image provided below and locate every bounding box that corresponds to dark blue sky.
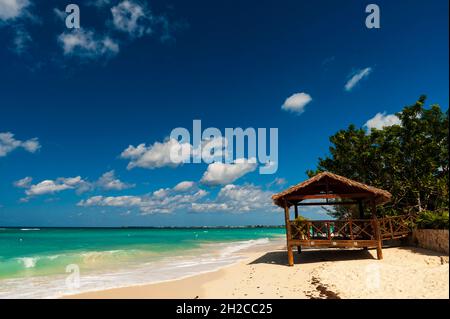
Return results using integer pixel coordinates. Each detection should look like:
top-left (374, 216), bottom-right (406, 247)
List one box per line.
top-left (0, 0), bottom-right (448, 227)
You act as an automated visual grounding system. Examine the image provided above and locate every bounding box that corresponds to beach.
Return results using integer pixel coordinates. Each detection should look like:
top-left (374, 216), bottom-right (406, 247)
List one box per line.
top-left (1, 227), bottom-right (448, 299)
top-left (68, 241), bottom-right (449, 299)
top-left (0, 227), bottom-right (285, 298)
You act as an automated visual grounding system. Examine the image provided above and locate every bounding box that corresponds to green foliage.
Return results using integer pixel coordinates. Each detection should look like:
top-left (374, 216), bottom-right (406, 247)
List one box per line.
top-left (308, 96), bottom-right (449, 219)
top-left (293, 215), bottom-right (309, 223)
top-left (293, 215), bottom-right (310, 238)
top-left (416, 210), bottom-right (449, 229)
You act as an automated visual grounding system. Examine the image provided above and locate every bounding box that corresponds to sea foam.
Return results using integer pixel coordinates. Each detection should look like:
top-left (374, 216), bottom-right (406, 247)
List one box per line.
top-left (1, 236), bottom-right (282, 299)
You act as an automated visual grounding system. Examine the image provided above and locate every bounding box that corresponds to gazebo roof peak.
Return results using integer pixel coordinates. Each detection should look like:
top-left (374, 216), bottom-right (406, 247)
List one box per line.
top-left (272, 171), bottom-right (391, 207)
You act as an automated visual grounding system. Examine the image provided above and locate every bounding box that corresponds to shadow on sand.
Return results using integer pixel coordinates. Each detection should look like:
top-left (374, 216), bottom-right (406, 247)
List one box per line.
top-left (394, 245), bottom-right (448, 257)
top-left (249, 248), bottom-right (376, 266)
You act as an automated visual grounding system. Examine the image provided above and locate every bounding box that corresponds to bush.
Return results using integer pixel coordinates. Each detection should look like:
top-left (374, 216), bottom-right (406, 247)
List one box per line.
top-left (293, 216), bottom-right (310, 239)
top-left (416, 210), bottom-right (449, 229)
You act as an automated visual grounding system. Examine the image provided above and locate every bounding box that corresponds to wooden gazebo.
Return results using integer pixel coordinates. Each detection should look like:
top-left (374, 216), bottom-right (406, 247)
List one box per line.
top-left (272, 172), bottom-right (393, 266)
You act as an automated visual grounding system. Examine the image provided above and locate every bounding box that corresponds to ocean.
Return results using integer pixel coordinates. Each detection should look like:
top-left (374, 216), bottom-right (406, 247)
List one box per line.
top-left (0, 227), bottom-right (284, 298)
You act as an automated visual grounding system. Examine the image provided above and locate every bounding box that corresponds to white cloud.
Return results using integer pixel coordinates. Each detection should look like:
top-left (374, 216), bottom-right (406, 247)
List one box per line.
top-left (365, 112), bottom-right (401, 131)
top-left (78, 182), bottom-right (208, 215)
top-left (79, 195), bottom-right (142, 207)
top-left (13, 176), bottom-right (32, 188)
top-left (281, 92), bottom-right (312, 114)
top-left (110, 0), bottom-right (173, 42)
top-left (16, 171), bottom-right (134, 199)
top-left (200, 158), bottom-right (257, 186)
top-left (111, 0), bottom-right (150, 37)
top-left (121, 135), bottom-right (230, 171)
top-left (24, 176), bottom-right (87, 196)
top-left (345, 67), bottom-right (372, 91)
top-left (194, 136), bottom-right (229, 163)
top-left (173, 181), bottom-right (195, 192)
top-left (58, 29), bottom-right (119, 59)
top-left (191, 202), bottom-right (230, 212)
top-left (0, 0), bottom-right (29, 21)
top-left (96, 170), bottom-right (135, 191)
top-left (78, 180), bottom-right (275, 215)
top-left (26, 180), bottom-right (72, 196)
top-left (121, 138), bottom-right (192, 170)
top-left (191, 184), bottom-right (276, 213)
top-left (0, 132), bottom-right (40, 157)
top-left (1, 1), bottom-right (35, 55)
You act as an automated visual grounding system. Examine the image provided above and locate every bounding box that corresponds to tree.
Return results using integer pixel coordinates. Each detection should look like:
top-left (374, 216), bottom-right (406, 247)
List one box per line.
top-left (307, 96), bottom-right (449, 218)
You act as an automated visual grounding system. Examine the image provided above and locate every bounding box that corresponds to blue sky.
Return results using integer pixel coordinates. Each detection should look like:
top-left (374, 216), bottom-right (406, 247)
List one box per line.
top-left (0, 0), bottom-right (448, 227)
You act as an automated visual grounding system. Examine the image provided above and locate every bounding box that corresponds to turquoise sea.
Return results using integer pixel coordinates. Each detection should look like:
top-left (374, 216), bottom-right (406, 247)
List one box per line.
top-left (0, 227), bottom-right (284, 298)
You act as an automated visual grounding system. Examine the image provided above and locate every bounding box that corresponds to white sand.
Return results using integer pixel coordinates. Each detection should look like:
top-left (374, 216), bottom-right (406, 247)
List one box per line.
top-left (67, 243), bottom-right (449, 299)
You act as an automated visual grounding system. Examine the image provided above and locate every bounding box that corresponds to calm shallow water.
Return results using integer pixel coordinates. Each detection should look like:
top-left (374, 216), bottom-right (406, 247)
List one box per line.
top-left (0, 227), bottom-right (284, 298)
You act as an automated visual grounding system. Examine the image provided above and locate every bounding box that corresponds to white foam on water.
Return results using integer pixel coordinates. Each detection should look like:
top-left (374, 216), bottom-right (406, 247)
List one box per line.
top-left (16, 257), bottom-right (39, 268)
top-left (219, 238), bottom-right (270, 257)
top-left (0, 236), bottom-right (283, 299)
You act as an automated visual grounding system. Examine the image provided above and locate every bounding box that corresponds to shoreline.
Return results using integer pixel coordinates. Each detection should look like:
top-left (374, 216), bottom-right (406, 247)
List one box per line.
top-left (60, 239), bottom-right (284, 299)
top-left (0, 229), bottom-right (285, 298)
top-left (64, 243), bottom-right (282, 299)
top-left (66, 244), bottom-right (449, 299)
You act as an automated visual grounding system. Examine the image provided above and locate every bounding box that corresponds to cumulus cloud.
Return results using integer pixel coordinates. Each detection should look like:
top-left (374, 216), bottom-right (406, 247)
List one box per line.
top-left (1, 1), bottom-right (36, 55)
top-left (0, 132), bottom-right (40, 157)
top-left (96, 170), bottom-right (135, 191)
top-left (365, 112), bottom-right (401, 131)
top-left (200, 158), bottom-right (258, 186)
top-left (78, 182), bottom-right (208, 215)
top-left (111, 0), bottom-right (149, 37)
top-left (78, 181), bottom-right (275, 214)
top-left (191, 184), bottom-right (276, 213)
top-left (0, 0), bottom-right (29, 21)
top-left (4, 0), bottom-right (179, 61)
top-left (121, 135), bottom-right (231, 171)
top-left (57, 29), bottom-right (119, 59)
top-left (78, 195), bottom-right (142, 207)
top-left (281, 92), bottom-right (312, 114)
top-left (23, 176), bottom-right (87, 197)
top-left (13, 176), bottom-right (32, 188)
top-left (15, 170), bottom-right (134, 200)
top-left (345, 67), bottom-right (372, 91)
top-left (173, 181), bottom-right (195, 192)
top-left (110, 0), bottom-right (172, 41)
top-left (121, 138), bottom-right (192, 170)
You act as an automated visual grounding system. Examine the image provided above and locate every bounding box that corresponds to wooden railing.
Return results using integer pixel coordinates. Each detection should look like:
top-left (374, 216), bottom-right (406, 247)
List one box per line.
top-left (290, 219), bottom-right (377, 241)
top-left (290, 214), bottom-right (415, 242)
top-left (379, 214), bottom-right (416, 240)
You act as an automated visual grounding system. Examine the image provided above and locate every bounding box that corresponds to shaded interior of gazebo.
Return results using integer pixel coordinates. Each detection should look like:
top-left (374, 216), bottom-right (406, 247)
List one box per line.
top-left (272, 172), bottom-right (393, 266)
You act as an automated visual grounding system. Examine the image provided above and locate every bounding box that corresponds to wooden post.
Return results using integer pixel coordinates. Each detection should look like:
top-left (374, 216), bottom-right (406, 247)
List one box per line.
top-left (294, 204), bottom-right (301, 254)
top-left (371, 198), bottom-right (383, 260)
top-left (358, 200), bottom-right (368, 249)
top-left (389, 218), bottom-right (394, 240)
top-left (284, 200), bottom-right (294, 266)
top-left (358, 199), bottom-right (364, 219)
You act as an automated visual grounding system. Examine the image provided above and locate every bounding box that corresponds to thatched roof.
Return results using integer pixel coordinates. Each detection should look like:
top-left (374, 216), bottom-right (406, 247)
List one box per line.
top-left (272, 172), bottom-right (392, 207)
